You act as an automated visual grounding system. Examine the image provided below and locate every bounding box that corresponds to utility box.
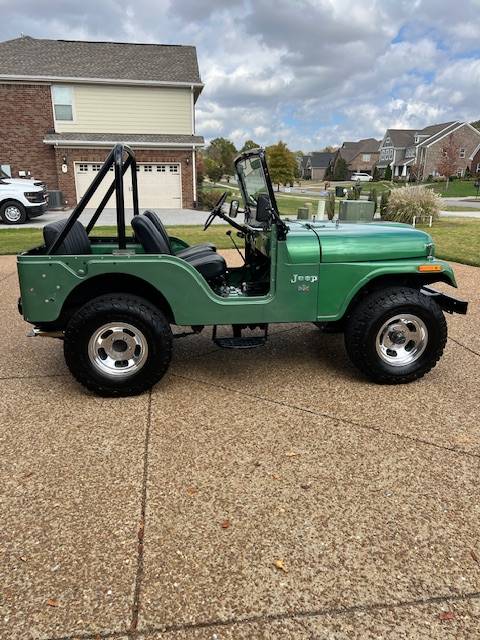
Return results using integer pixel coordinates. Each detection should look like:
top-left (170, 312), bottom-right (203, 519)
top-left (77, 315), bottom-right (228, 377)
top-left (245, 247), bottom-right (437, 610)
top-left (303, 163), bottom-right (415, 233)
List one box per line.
top-left (297, 206), bottom-right (311, 220)
top-left (47, 190), bottom-right (65, 210)
top-left (335, 186), bottom-right (345, 197)
top-left (316, 199), bottom-right (326, 220)
top-left (339, 200), bottom-right (375, 222)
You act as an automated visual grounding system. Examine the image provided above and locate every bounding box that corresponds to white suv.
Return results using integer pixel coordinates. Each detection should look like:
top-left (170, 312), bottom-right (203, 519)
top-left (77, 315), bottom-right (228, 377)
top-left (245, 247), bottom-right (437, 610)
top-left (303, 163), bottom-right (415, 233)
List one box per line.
top-left (0, 169), bottom-right (48, 224)
top-left (351, 172), bottom-right (374, 182)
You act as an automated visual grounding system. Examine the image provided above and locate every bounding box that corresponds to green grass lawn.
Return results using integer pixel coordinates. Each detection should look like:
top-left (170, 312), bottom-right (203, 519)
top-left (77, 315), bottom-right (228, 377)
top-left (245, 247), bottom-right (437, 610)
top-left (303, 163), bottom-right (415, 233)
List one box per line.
top-left (416, 218), bottom-right (480, 267)
top-left (2, 218), bottom-right (478, 267)
top-left (0, 225), bottom-right (237, 255)
top-left (441, 204), bottom-right (480, 211)
top-left (429, 180), bottom-right (480, 198)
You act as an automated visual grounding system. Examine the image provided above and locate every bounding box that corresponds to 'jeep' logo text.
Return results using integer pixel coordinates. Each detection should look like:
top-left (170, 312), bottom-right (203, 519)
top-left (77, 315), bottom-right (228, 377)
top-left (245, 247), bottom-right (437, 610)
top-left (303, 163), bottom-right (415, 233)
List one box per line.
top-left (290, 274), bottom-right (318, 284)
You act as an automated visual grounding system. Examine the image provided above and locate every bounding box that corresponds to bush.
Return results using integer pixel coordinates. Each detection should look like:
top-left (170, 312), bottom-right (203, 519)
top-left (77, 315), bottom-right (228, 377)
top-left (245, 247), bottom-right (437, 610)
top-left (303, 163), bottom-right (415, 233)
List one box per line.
top-left (353, 183), bottom-right (362, 200)
top-left (198, 188), bottom-right (231, 211)
top-left (382, 185), bottom-right (441, 224)
top-left (368, 188), bottom-right (378, 213)
top-left (380, 190), bottom-right (390, 218)
top-left (326, 192), bottom-right (335, 220)
top-left (384, 165), bottom-right (392, 181)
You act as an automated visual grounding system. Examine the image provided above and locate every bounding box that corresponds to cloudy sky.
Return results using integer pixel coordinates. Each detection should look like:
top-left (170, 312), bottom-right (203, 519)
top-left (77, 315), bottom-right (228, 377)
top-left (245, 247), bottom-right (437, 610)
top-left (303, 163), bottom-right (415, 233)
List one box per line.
top-left (1, 0), bottom-right (479, 150)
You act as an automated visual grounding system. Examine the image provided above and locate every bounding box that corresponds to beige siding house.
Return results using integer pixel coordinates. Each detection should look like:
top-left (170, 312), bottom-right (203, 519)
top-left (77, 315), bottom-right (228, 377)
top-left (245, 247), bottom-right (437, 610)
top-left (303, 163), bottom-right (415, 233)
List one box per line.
top-left (0, 36), bottom-right (204, 208)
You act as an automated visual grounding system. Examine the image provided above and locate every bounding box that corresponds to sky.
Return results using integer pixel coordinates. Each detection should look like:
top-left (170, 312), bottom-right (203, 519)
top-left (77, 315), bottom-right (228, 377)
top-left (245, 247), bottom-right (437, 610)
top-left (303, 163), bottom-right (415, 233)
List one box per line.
top-left (1, 0), bottom-right (479, 151)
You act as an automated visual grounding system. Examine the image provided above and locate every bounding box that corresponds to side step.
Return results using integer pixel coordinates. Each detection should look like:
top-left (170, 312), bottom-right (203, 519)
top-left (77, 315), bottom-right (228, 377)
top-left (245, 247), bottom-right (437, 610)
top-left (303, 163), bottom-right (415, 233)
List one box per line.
top-left (213, 325), bottom-right (268, 349)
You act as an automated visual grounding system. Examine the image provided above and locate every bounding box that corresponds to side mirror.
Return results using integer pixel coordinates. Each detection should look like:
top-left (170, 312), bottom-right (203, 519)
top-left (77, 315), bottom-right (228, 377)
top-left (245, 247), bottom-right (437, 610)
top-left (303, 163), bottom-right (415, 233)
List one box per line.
top-left (256, 193), bottom-right (272, 223)
top-left (229, 199), bottom-right (239, 218)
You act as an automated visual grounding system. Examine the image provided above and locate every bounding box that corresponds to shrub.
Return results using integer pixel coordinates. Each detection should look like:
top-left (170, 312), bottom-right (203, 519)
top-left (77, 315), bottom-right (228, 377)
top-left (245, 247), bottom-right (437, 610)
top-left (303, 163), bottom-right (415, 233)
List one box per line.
top-left (380, 190), bottom-right (390, 218)
top-left (368, 188), bottom-right (378, 213)
top-left (382, 185), bottom-right (441, 224)
top-left (384, 165), bottom-right (392, 181)
top-left (326, 192), bottom-right (335, 220)
top-left (198, 188), bottom-right (231, 211)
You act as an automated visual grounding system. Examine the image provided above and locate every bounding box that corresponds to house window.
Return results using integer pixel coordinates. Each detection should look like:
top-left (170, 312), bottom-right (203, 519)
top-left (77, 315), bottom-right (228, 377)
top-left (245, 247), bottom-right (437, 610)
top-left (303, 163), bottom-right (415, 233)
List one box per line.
top-left (156, 165), bottom-right (166, 172)
top-left (385, 137), bottom-right (391, 144)
top-left (459, 148), bottom-right (465, 158)
top-left (52, 85), bottom-right (74, 121)
top-left (168, 165), bottom-right (179, 173)
top-left (78, 164), bottom-right (88, 172)
top-left (477, 163), bottom-right (480, 174)
top-left (144, 165), bottom-right (153, 172)
top-left (457, 169), bottom-right (463, 177)
top-left (91, 164), bottom-right (101, 172)
top-left (362, 154), bottom-right (371, 161)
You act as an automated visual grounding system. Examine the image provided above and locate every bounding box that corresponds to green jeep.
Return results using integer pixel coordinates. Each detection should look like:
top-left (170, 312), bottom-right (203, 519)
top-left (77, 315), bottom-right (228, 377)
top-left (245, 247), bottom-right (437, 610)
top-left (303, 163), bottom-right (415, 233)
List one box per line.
top-left (16, 145), bottom-right (467, 396)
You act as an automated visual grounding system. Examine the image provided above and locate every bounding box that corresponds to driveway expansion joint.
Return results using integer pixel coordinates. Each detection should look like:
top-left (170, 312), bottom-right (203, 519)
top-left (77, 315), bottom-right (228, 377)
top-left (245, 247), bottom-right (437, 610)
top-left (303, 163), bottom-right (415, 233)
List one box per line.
top-left (172, 372), bottom-right (480, 461)
top-left (129, 389), bottom-right (153, 638)
top-left (449, 335), bottom-right (480, 358)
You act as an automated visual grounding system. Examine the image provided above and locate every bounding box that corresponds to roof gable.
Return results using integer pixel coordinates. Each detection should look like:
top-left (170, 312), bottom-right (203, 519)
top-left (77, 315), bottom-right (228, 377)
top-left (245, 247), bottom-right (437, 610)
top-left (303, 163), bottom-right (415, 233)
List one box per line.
top-left (310, 151), bottom-right (334, 168)
top-left (0, 36), bottom-right (202, 87)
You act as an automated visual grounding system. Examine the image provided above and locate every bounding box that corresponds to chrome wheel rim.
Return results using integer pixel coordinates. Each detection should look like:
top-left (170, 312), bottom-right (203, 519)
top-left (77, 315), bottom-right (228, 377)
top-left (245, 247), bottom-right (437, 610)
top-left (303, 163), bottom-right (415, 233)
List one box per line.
top-left (375, 313), bottom-right (428, 367)
top-left (4, 205), bottom-right (22, 222)
top-left (88, 322), bottom-right (148, 378)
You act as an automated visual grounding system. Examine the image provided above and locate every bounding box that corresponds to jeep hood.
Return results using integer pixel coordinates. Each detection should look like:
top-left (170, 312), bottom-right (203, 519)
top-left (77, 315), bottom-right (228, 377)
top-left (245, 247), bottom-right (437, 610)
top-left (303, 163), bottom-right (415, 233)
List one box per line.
top-left (286, 220), bottom-right (433, 262)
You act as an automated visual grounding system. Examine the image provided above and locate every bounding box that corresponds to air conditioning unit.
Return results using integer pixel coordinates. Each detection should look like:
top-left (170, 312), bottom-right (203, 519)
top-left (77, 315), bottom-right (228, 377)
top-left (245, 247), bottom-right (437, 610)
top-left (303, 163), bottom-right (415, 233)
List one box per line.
top-left (47, 190), bottom-right (65, 209)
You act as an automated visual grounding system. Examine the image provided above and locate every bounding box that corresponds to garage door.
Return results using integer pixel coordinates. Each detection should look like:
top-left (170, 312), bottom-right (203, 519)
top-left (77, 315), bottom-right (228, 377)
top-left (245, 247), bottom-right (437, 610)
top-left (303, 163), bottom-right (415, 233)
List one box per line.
top-left (74, 162), bottom-right (182, 209)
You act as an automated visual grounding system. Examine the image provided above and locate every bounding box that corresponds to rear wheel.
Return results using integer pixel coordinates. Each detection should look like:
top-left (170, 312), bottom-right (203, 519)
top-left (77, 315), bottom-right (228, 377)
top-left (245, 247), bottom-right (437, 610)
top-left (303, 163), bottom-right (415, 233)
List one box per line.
top-left (0, 200), bottom-right (27, 224)
top-left (64, 294), bottom-right (172, 396)
top-left (344, 286), bottom-right (447, 384)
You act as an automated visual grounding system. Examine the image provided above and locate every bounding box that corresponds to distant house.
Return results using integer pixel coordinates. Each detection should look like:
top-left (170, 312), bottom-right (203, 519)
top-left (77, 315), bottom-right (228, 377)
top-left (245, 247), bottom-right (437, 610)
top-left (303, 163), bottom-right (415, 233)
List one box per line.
top-left (377, 121), bottom-right (480, 180)
top-left (470, 142), bottom-right (480, 176)
top-left (297, 154), bottom-right (312, 179)
top-left (309, 152), bottom-right (335, 180)
top-left (331, 138), bottom-right (380, 178)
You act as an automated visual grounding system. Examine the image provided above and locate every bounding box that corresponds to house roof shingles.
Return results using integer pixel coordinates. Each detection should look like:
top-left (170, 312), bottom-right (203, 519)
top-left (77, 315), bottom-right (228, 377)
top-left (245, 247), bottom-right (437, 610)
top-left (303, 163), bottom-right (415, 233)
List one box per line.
top-left (310, 152), bottom-right (335, 168)
top-left (0, 36), bottom-right (203, 86)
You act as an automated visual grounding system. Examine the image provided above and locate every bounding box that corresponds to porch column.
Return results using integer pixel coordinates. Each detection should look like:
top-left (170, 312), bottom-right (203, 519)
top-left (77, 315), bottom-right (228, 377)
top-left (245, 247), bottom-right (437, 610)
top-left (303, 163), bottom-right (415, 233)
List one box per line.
top-left (394, 165), bottom-right (399, 177)
top-left (401, 164), bottom-right (407, 177)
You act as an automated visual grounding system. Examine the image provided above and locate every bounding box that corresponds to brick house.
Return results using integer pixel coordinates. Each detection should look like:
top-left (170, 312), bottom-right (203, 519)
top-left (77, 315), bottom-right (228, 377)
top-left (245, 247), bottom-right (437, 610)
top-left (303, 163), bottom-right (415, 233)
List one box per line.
top-left (0, 36), bottom-right (204, 208)
top-left (297, 152), bottom-right (335, 181)
top-left (330, 138), bottom-right (380, 178)
top-left (377, 121), bottom-right (480, 180)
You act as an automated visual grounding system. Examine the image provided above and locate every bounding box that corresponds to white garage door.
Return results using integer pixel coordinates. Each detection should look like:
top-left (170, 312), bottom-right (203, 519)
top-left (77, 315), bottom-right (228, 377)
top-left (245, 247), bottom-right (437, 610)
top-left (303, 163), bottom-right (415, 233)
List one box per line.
top-left (74, 162), bottom-right (182, 209)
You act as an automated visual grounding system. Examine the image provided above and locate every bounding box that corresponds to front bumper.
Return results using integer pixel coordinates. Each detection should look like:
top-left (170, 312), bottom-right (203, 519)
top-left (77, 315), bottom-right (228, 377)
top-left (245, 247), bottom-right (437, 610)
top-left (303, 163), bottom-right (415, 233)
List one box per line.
top-left (27, 202), bottom-right (48, 218)
top-left (421, 286), bottom-right (468, 314)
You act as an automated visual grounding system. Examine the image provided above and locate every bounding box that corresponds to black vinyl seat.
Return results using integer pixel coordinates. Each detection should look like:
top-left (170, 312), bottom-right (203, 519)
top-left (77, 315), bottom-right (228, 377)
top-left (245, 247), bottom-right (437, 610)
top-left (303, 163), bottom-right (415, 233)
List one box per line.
top-left (43, 219), bottom-right (91, 255)
top-left (143, 210), bottom-right (216, 259)
top-left (131, 215), bottom-right (226, 280)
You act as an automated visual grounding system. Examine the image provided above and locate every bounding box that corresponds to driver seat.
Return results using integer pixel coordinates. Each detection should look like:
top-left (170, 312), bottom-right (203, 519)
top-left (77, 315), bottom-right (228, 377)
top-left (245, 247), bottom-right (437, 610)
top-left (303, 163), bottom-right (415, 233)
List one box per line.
top-left (143, 210), bottom-right (216, 259)
top-left (132, 215), bottom-right (226, 281)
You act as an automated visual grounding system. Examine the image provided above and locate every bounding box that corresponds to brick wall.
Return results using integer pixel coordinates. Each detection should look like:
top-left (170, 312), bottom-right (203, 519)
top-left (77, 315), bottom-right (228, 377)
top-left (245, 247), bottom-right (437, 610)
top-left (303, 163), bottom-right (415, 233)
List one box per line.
top-left (55, 147), bottom-right (195, 208)
top-left (423, 125), bottom-right (480, 178)
top-left (349, 153), bottom-right (379, 174)
top-left (0, 83), bottom-right (58, 188)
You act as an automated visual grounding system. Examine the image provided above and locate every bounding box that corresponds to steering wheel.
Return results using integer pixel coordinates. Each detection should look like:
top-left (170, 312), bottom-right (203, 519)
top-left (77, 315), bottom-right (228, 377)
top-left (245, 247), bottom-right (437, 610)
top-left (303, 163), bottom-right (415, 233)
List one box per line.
top-left (204, 191), bottom-right (228, 230)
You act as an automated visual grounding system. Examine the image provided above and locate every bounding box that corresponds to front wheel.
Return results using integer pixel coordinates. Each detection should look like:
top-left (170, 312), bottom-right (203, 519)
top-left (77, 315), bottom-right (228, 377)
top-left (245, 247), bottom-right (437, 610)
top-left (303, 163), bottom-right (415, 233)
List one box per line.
top-left (344, 287), bottom-right (447, 384)
top-left (64, 294), bottom-right (173, 396)
top-left (0, 200), bottom-right (27, 224)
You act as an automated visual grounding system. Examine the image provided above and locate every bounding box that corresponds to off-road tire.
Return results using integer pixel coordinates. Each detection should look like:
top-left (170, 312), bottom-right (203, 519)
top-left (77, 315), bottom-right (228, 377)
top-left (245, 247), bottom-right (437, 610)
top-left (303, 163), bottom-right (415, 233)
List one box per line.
top-left (64, 294), bottom-right (172, 396)
top-left (0, 200), bottom-right (27, 225)
top-left (344, 286), bottom-right (447, 384)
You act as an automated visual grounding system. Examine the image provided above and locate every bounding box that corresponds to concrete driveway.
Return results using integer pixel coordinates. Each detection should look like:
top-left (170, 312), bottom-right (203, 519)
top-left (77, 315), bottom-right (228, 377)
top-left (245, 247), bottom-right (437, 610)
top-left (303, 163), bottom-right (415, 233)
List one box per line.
top-left (3, 208), bottom-right (227, 229)
top-left (1, 252), bottom-right (479, 639)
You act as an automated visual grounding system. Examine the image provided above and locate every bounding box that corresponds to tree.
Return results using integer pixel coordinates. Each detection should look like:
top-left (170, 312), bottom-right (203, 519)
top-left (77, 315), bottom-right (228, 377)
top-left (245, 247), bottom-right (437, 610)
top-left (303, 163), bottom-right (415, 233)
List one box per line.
top-left (384, 164), bottom-right (392, 181)
top-left (204, 157), bottom-right (223, 182)
top-left (372, 165), bottom-right (380, 181)
top-left (266, 141), bottom-right (297, 190)
top-left (333, 157), bottom-right (348, 181)
top-left (205, 137), bottom-right (237, 179)
top-left (240, 139), bottom-right (260, 153)
top-left (471, 120), bottom-right (480, 132)
top-left (436, 133), bottom-right (460, 191)
top-left (320, 145), bottom-right (337, 153)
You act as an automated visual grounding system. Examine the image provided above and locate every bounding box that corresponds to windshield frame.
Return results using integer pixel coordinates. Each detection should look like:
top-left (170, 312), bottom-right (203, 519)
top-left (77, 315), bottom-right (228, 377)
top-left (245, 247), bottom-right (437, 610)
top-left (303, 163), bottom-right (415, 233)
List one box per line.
top-left (234, 148), bottom-right (279, 220)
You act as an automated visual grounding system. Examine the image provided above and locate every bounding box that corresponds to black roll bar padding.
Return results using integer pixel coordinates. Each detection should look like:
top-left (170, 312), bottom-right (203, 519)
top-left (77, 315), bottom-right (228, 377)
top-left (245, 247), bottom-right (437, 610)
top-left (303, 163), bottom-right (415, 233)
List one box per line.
top-left (47, 143), bottom-right (140, 254)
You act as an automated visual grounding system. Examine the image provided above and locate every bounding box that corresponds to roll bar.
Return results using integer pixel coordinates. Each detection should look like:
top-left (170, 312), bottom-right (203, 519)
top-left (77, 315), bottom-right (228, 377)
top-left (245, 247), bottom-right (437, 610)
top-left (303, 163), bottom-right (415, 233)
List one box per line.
top-left (47, 144), bottom-right (139, 254)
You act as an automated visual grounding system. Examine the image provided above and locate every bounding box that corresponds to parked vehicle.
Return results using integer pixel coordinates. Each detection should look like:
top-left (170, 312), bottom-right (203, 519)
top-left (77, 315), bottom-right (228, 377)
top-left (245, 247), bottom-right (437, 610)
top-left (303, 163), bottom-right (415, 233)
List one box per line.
top-left (0, 168), bottom-right (48, 224)
top-left (351, 172), bottom-right (374, 182)
top-left (16, 144), bottom-right (467, 396)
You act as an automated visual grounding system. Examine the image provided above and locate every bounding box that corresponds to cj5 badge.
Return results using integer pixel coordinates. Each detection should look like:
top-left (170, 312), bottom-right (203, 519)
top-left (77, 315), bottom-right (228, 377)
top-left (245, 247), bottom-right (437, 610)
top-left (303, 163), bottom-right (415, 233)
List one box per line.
top-left (291, 273), bottom-right (318, 292)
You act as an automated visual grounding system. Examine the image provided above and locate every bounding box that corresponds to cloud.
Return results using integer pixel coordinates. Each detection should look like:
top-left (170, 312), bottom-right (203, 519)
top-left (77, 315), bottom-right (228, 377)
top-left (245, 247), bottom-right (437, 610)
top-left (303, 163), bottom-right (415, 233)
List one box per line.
top-left (0, 0), bottom-right (478, 149)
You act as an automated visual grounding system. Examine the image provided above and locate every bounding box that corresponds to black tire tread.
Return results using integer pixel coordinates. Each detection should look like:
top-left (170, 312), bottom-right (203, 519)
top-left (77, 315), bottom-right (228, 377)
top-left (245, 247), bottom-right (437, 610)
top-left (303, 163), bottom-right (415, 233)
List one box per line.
top-left (345, 286), bottom-right (447, 384)
top-left (64, 294), bottom-right (172, 396)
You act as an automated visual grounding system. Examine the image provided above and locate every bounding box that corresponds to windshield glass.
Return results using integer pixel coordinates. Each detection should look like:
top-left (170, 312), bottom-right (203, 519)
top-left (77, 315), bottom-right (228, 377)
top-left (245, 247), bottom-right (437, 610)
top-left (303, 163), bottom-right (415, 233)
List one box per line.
top-left (0, 168), bottom-right (9, 180)
top-left (236, 156), bottom-right (269, 207)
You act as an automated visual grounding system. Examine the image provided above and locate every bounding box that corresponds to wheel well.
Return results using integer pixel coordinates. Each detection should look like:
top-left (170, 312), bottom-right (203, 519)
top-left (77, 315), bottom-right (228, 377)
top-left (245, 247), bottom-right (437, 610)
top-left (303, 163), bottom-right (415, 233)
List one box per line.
top-left (343, 272), bottom-right (455, 320)
top-left (0, 198), bottom-right (24, 208)
top-left (59, 273), bottom-right (175, 325)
